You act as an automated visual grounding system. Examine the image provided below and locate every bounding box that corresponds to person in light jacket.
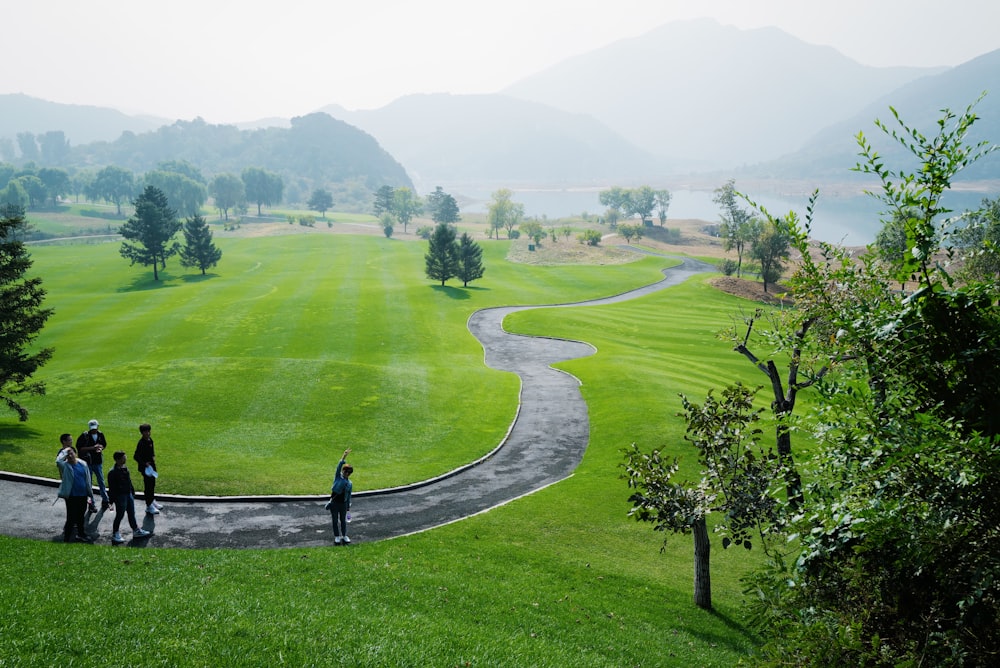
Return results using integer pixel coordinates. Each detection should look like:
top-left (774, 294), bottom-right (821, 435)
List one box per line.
top-left (56, 438), bottom-right (95, 543)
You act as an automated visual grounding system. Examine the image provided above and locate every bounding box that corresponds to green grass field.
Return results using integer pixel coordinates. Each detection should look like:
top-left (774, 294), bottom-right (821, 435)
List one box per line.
top-left (0, 227), bottom-right (772, 665)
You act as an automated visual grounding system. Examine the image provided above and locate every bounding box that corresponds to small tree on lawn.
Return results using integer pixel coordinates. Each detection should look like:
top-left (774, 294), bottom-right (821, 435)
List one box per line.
top-left (624, 383), bottom-right (778, 610)
top-left (307, 188), bottom-right (334, 219)
top-left (119, 185), bottom-right (181, 281)
top-left (179, 214), bottom-right (222, 275)
top-left (425, 222), bottom-right (457, 285)
top-left (0, 204), bottom-right (54, 421)
top-left (456, 232), bottom-right (485, 287)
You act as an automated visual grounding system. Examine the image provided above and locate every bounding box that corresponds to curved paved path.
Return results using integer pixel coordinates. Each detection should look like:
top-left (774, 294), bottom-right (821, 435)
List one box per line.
top-left (0, 256), bottom-right (713, 549)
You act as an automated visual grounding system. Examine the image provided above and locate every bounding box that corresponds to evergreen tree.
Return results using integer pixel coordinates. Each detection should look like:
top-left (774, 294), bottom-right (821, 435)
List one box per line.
top-left (0, 205), bottom-right (54, 421)
top-left (455, 232), bottom-right (485, 287)
top-left (119, 185), bottom-right (181, 281)
top-left (426, 186), bottom-right (461, 224)
top-left (179, 215), bottom-right (223, 275)
top-left (372, 185), bottom-right (394, 217)
top-left (424, 222), bottom-right (458, 286)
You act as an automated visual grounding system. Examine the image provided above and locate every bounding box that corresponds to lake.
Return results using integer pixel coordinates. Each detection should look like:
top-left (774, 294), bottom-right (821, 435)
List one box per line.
top-left (455, 186), bottom-right (994, 246)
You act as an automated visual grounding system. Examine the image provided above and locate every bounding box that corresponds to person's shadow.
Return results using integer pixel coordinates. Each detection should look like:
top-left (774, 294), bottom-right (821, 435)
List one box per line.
top-left (86, 502), bottom-right (156, 547)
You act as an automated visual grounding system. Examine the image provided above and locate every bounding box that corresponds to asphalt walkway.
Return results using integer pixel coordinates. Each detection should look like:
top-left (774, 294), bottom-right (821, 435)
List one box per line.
top-left (0, 255), bottom-right (713, 549)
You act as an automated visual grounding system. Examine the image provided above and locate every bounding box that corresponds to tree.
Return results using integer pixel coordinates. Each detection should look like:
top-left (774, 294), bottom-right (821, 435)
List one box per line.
top-left (625, 185), bottom-right (657, 225)
top-left (426, 186), bottom-right (461, 224)
top-left (379, 212), bottom-right (394, 239)
top-left (625, 384), bottom-right (778, 610)
top-left (456, 233), bottom-right (485, 287)
top-left (37, 167), bottom-right (70, 207)
top-left (750, 219), bottom-right (790, 292)
top-left (89, 165), bottom-right (135, 216)
top-left (487, 189), bottom-right (523, 239)
top-left (242, 167), bottom-right (283, 215)
top-left (13, 176), bottom-right (44, 210)
top-left (179, 215), bottom-right (222, 275)
top-left (392, 187), bottom-right (422, 234)
top-left (578, 229), bottom-right (602, 246)
top-left (38, 131), bottom-right (70, 165)
top-left (957, 195), bottom-right (1000, 283)
top-left (0, 205), bottom-right (54, 421)
top-left (742, 99), bottom-right (1000, 665)
top-left (618, 223), bottom-right (643, 244)
top-left (16, 133), bottom-right (38, 162)
top-left (144, 170), bottom-right (207, 218)
top-left (119, 186), bottom-right (181, 281)
top-left (0, 180), bottom-right (29, 209)
top-left (209, 173), bottom-right (245, 221)
top-left (598, 186), bottom-right (629, 215)
top-left (519, 220), bottom-right (544, 245)
top-left (372, 185), bottom-right (394, 217)
top-left (713, 180), bottom-right (759, 277)
top-left (307, 188), bottom-right (334, 219)
top-left (424, 222), bottom-right (458, 285)
top-left (655, 189), bottom-right (672, 226)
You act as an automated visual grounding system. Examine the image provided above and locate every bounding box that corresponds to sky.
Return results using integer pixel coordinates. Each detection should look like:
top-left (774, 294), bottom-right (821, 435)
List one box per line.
top-left (6, 0), bottom-right (1000, 124)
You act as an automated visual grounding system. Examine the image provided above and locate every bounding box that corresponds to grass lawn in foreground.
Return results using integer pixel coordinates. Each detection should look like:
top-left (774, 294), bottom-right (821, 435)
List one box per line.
top-left (0, 236), bottom-right (771, 665)
top-left (2, 234), bottom-right (672, 494)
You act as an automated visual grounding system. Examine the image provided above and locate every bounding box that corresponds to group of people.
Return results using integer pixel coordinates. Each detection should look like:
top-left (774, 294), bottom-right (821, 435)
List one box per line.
top-left (55, 419), bottom-right (161, 545)
top-left (56, 422), bottom-right (355, 546)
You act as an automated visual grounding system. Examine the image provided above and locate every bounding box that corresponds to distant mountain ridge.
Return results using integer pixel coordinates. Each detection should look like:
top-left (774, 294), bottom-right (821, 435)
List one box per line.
top-left (2, 18), bottom-right (999, 194)
top-left (502, 18), bottom-right (943, 169)
top-left (318, 93), bottom-right (665, 190)
top-left (0, 93), bottom-right (167, 145)
top-left (764, 48), bottom-right (1000, 180)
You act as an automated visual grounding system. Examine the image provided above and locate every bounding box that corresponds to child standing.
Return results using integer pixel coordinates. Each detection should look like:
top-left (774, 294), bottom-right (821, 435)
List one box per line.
top-left (107, 450), bottom-right (152, 544)
top-left (326, 449), bottom-right (354, 544)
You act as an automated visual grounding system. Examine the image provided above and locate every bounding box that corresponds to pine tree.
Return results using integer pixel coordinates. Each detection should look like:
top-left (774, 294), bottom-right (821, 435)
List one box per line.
top-left (179, 215), bottom-right (223, 275)
top-left (424, 222), bottom-right (457, 286)
top-left (0, 205), bottom-right (54, 420)
top-left (456, 232), bottom-right (484, 287)
top-left (119, 185), bottom-right (181, 281)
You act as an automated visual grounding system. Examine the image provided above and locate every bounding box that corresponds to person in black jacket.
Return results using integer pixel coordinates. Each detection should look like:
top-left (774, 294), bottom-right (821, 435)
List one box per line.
top-left (132, 423), bottom-right (162, 515)
top-left (76, 418), bottom-right (110, 510)
top-left (107, 450), bottom-right (151, 544)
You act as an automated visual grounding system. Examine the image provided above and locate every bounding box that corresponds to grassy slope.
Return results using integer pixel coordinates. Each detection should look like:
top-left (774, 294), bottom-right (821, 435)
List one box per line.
top-left (0, 233), bottom-right (771, 666)
top-left (2, 234), bottom-right (670, 492)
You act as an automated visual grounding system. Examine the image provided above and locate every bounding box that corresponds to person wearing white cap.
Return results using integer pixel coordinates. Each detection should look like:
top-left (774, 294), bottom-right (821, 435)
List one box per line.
top-left (75, 419), bottom-right (110, 510)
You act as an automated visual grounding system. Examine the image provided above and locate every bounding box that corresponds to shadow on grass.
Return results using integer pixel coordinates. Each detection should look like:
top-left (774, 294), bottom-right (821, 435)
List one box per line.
top-left (117, 273), bottom-right (180, 293)
top-left (0, 423), bottom-right (44, 455)
top-left (430, 285), bottom-right (471, 299)
top-left (686, 606), bottom-right (762, 656)
top-left (180, 272), bottom-right (219, 284)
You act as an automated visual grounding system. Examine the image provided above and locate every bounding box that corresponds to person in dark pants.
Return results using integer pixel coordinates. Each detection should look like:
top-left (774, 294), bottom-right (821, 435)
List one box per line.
top-left (107, 450), bottom-right (152, 544)
top-left (132, 423), bottom-right (162, 515)
top-left (56, 440), bottom-right (94, 543)
top-left (76, 419), bottom-right (110, 510)
top-left (326, 449), bottom-right (354, 545)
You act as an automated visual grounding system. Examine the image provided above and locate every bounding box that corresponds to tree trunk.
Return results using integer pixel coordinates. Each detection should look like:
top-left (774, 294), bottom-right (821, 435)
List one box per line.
top-left (692, 516), bottom-right (712, 610)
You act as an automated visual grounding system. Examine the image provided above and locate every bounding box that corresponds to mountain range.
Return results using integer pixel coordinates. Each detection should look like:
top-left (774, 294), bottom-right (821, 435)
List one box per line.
top-left (2, 18), bottom-right (998, 194)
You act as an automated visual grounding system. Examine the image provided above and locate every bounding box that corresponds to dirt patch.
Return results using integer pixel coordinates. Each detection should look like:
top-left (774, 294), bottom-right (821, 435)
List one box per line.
top-left (505, 238), bottom-right (641, 265)
top-left (709, 276), bottom-right (795, 306)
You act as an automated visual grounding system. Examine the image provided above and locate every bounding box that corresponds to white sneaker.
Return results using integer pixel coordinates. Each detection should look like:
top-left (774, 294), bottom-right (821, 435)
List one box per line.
top-left (146, 504), bottom-right (159, 515)
top-left (134, 528), bottom-right (151, 538)
top-left (152, 501), bottom-right (163, 510)
top-left (342, 535), bottom-right (351, 544)
top-left (334, 536), bottom-right (342, 544)
top-left (112, 532), bottom-right (124, 544)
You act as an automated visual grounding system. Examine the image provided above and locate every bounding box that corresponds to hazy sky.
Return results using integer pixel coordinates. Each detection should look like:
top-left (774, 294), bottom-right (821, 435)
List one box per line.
top-left (7, 0), bottom-right (1000, 123)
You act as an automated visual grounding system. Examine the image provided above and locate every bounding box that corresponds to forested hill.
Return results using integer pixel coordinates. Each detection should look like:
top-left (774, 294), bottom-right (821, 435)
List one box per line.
top-left (68, 113), bottom-right (412, 192)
